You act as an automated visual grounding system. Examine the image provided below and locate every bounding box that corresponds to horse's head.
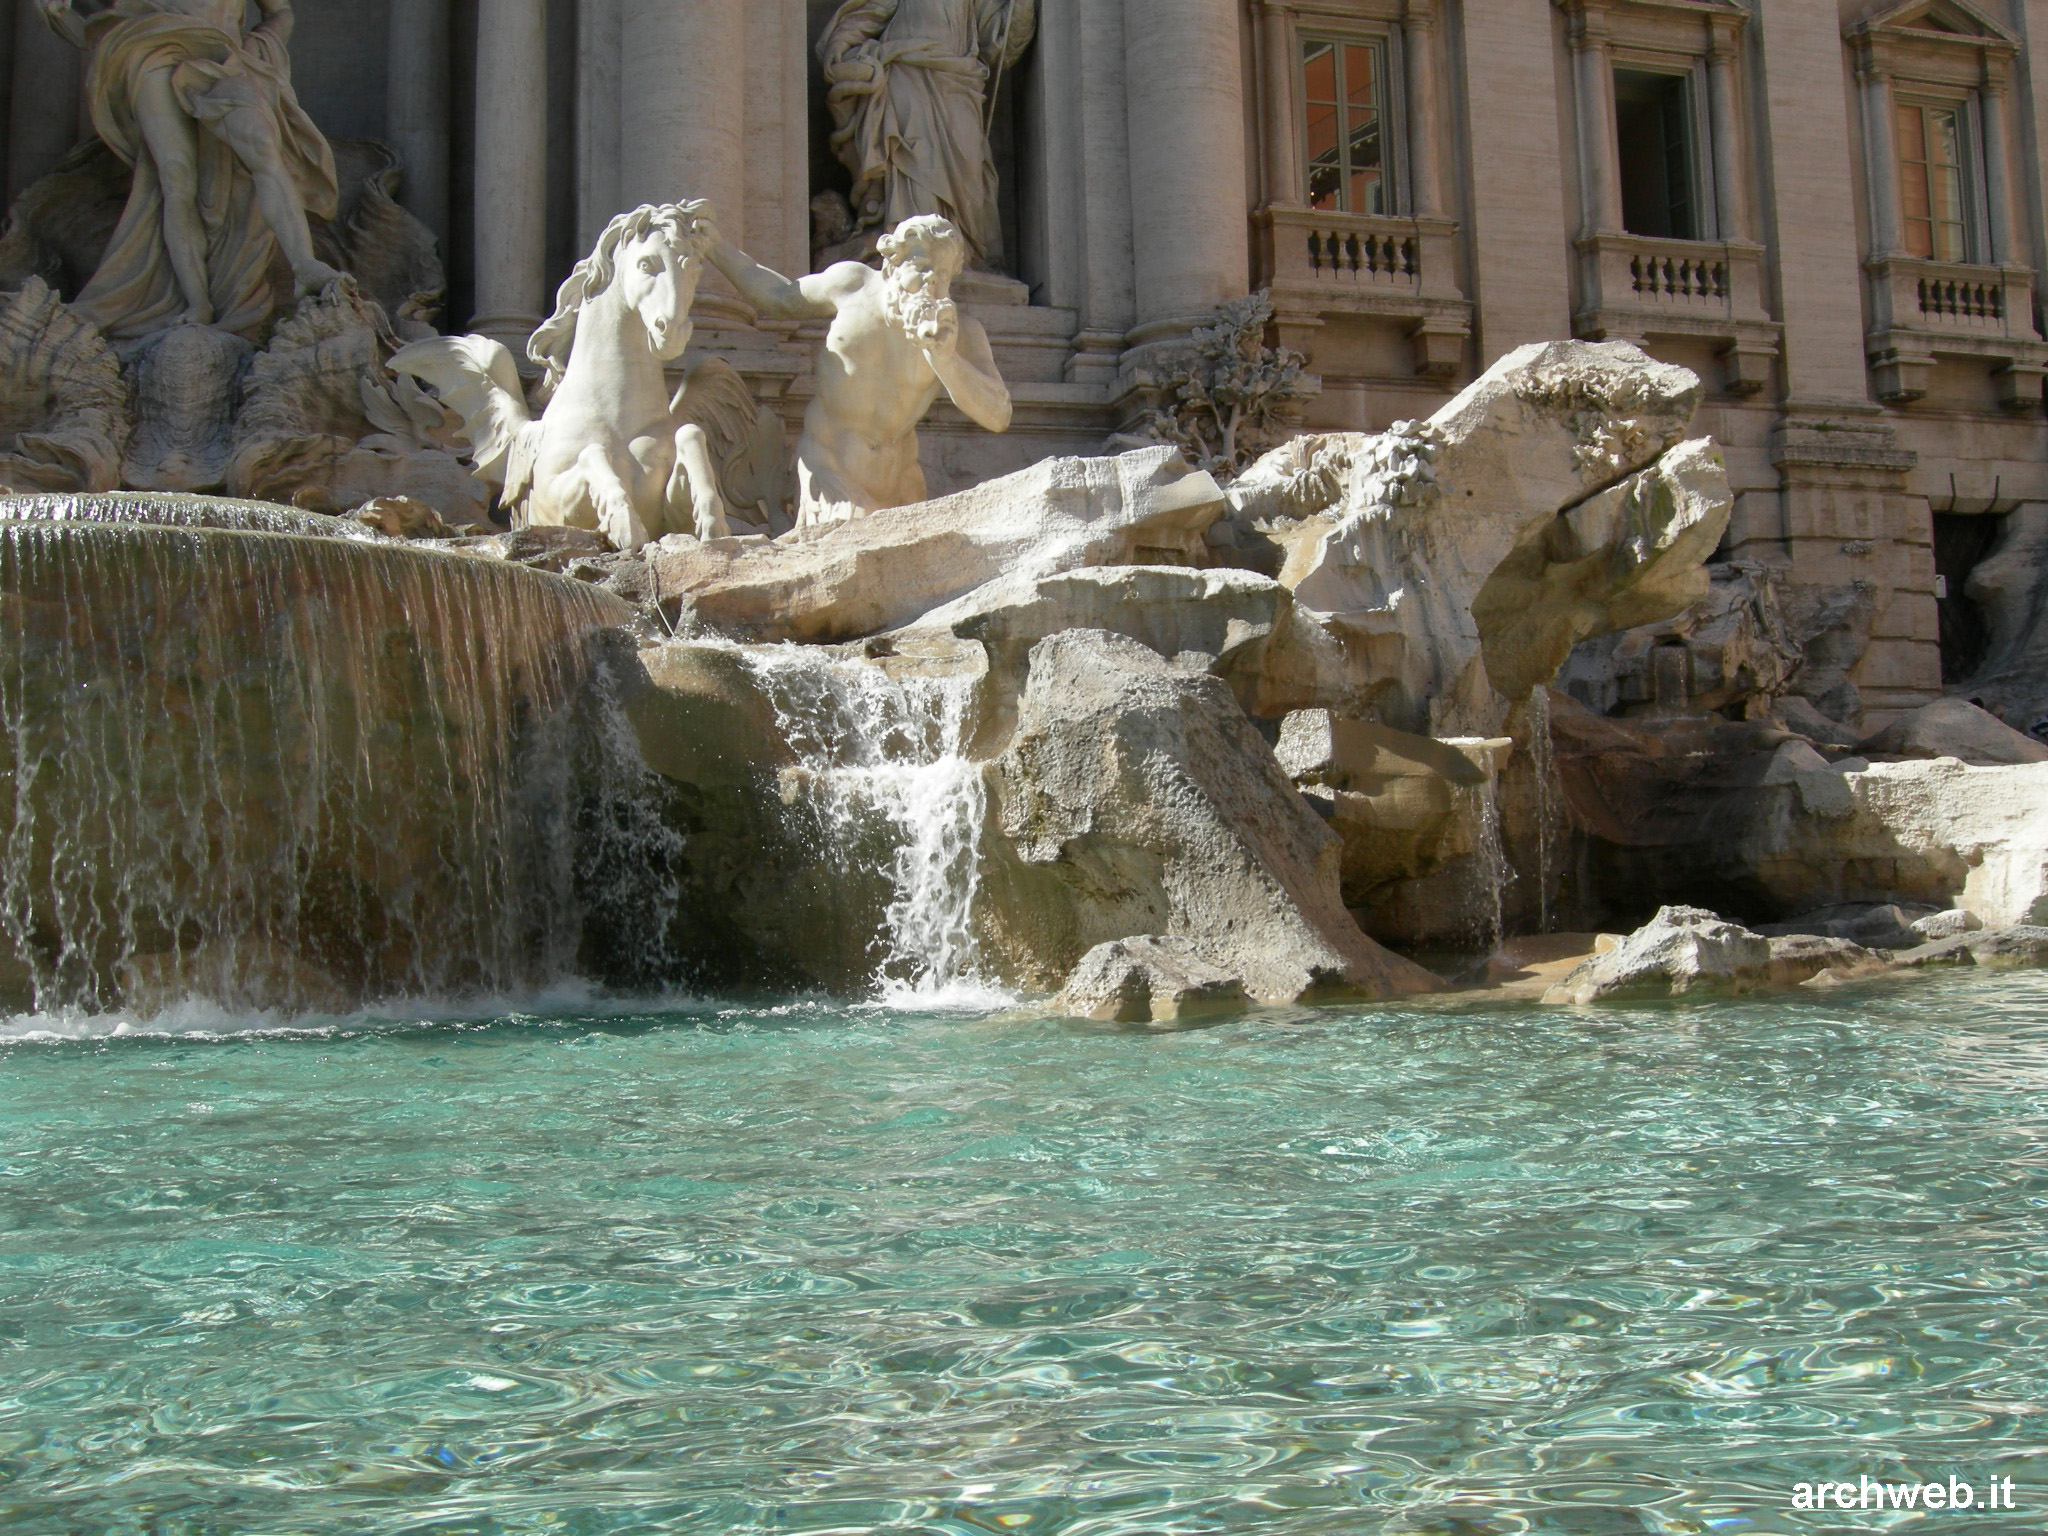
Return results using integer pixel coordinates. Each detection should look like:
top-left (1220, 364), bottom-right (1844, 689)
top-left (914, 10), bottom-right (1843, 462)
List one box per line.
top-left (615, 222), bottom-right (703, 361)
top-left (529, 201), bottom-right (715, 383)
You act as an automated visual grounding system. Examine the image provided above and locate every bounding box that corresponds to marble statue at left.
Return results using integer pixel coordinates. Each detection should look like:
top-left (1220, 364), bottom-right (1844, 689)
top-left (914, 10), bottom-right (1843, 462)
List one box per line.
top-left (40, 0), bottom-right (343, 341)
top-left (707, 212), bottom-right (1011, 528)
top-left (390, 202), bottom-right (747, 551)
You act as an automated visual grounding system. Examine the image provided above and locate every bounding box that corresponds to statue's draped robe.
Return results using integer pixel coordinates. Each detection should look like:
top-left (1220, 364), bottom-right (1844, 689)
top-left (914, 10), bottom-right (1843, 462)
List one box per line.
top-left (820, 0), bottom-right (1034, 267)
top-left (75, 0), bottom-right (337, 340)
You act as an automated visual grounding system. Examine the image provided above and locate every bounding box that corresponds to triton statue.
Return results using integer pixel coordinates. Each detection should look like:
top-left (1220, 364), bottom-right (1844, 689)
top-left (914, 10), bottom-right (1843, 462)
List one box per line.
top-left (707, 212), bottom-right (1011, 529)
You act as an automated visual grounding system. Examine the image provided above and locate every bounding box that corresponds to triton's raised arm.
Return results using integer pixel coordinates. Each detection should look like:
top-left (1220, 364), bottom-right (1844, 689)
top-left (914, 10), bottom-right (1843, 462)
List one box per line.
top-left (704, 239), bottom-right (864, 323)
top-left (928, 312), bottom-right (1011, 435)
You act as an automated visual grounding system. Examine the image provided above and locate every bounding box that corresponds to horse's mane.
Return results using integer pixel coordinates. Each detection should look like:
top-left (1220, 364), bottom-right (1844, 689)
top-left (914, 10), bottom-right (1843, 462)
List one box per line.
top-left (527, 201), bottom-right (713, 387)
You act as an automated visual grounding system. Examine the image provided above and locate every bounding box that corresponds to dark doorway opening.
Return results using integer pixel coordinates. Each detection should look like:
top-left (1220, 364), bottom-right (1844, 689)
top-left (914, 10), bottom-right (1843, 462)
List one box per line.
top-left (1614, 69), bottom-right (1700, 241)
top-left (1933, 511), bottom-right (2007, 684)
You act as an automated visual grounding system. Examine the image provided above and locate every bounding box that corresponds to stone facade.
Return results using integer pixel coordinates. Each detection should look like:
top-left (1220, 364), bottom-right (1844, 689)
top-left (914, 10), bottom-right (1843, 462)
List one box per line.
top-left (4, 0), bottom-right (2047, 718)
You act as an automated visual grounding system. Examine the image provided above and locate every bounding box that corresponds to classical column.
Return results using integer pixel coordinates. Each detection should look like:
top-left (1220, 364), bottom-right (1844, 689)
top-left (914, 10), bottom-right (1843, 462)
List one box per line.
top-left (1404, 0), bottom-right (1444, 218)
top-left (8, 1), bottom-right (81, 202)
top-left (1567, 14), bottom-right (1621, 235)
top-left (387, 0), bottom-right (452, 251)
top-left (1859, 61), bottom-right (1902, 256)
top-left (1258, 3), bottom-right (1299, 209)
top-left (744, 0), bottom-right (809, 279)
top-left (1068, 0), bottom-right (1136, 383)
top-left (1980, 74), bottom-right (2012, 265)
top-left (1706, 30), bottom-right (1743, 241)
top-left (1123, 0), bottom-right (1249, 346)
top-left (471, 0), bottom-right (549, 351)
top-left (618, 0), bottom-right (746, 323)
top-left (618, 0), bottom-right (744, 224)
top-left (576, 0), bottom-right (622, 252)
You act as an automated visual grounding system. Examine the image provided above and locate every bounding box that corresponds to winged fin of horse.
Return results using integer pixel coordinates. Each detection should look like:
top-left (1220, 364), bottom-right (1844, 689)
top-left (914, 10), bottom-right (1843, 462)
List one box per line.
top-left (388, 335), bottom-right (543, 508)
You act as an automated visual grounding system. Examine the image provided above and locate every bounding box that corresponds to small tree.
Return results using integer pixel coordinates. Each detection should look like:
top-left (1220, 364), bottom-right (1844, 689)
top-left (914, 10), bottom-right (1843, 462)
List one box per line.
top-left (1135, 291), bottom-right (1310, 478)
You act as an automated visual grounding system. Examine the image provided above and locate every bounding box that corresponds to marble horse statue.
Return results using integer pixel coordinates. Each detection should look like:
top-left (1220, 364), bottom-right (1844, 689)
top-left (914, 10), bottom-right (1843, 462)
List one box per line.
top-left (391, 201), bottom-right (784, 550)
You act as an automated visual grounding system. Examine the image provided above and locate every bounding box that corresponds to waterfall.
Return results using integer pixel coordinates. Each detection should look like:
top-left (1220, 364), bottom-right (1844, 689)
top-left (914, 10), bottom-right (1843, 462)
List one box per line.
top-left (742, 646), bottom-right (998, 1006)
top-left (1528, 686), bottom-right (1562, 933)
top-left (1463, 775), bottom-right (1509, 959)
top-left (0, 499), bottom-right (673, 1020)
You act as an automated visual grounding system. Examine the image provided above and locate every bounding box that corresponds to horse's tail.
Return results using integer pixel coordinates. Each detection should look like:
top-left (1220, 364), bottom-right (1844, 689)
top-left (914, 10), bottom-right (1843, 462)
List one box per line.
top-left (389, 334), bottom-right (540, 505)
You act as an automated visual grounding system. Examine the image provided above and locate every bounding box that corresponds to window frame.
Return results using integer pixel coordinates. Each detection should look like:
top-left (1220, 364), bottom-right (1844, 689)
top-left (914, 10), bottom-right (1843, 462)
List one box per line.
top-left (1293, 23), bottom-right (1410, 217)
top-left (1847, 2), bottom-right (2021, 270)
top-left (1892, 89), bottom-right (1988, 265)
top-left (1608, 58), bottom-right (1717, 242)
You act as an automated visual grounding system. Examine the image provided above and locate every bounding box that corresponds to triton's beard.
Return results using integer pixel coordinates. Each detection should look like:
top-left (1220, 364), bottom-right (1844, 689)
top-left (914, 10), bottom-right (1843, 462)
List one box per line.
top-left (880, 256), bottom-right (957, 345)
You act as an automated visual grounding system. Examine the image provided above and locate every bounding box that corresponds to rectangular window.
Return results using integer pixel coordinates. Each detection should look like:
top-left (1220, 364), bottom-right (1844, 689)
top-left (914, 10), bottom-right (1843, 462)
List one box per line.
top-left (1614, 69), bottom-right (1701, 241)
top-left (1303, 37), bottom-right (1389, 215)
top-left (1897, 100), bottom-right (1973, 262)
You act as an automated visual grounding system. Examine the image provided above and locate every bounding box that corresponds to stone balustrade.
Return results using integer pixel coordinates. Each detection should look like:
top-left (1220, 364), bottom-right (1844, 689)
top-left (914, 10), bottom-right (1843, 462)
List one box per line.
top-left (1572, 233), bottom-right (1780, 397)
top-left (1254, 208), bottom-right (1472, 380)
top-left (1864, 256), bottom-right (2048, 411)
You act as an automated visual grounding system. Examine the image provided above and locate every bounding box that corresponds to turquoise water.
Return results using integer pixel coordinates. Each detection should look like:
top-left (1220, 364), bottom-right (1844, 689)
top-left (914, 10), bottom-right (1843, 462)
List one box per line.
top-left (2, 975), bottom-right (2045, 1534)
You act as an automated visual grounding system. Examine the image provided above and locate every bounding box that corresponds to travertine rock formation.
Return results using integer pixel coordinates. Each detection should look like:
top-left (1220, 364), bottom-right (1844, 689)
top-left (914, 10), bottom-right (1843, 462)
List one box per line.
top-left (909, 563), bottom-right (1287, 712)
top-left (1530, 693), bottom-right (2048, 934)
top-left (650, 447), bottom-right (1226, 641)
top-left (1052, 936), bottom-right (1251, 1024)
top-left (1861, 696), bottom-right (2048, 767)
top-left (1274, 711), bottom-right (1496, 906)
top-left (1544, 906), bottom-right (1771, 1004)
top-left (1228, 341), bottom-right (1726, 733)
top-left (978, 630), bottom-right (1442, 1003)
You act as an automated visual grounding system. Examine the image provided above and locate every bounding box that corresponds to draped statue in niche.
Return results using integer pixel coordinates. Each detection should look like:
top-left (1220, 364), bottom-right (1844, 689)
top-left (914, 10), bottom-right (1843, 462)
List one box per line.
top-left (39, 0), bottom-right (341, 341)
top-left (818, 0), bottom-right (1036, 271)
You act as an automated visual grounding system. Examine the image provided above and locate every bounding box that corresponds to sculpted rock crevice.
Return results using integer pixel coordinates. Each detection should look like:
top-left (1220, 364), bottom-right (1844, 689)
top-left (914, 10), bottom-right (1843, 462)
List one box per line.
top-left (977, 629), bottom-right (1442, 1004)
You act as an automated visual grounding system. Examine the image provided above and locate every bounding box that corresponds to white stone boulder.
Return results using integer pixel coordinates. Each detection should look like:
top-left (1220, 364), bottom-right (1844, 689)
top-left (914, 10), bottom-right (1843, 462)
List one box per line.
top-left (1274, 710), bottom-right (1502, 906)
top-left (649, 446), bottom-right (1226, 642)
top-left (1765, 934), bottom-right (1889, 987)
top-left (1231, 340), bottom-right (1725, 733)
top-left (1544, 906), bottom-right (1771, 1004)
top-left (1896, 926), bottom-right (2048, 970)
top-left (1861, 697), bottom-right (2048, 767)
top-left (1052, 936), bottom-right (1251, 1024)
top-left (1763, 760), bottom-right (2048, 928)
top-left (1911, 908), bottom-right (1984, 942)
top-left (978, 630), bottom-right (1442, 1004)
top-left (909, 563), bottom-right (1287, 706)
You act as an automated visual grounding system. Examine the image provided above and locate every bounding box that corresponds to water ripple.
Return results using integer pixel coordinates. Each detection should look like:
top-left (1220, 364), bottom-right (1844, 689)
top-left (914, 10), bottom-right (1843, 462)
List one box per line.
top-left (0, 974), bottom-right (2044, 1531)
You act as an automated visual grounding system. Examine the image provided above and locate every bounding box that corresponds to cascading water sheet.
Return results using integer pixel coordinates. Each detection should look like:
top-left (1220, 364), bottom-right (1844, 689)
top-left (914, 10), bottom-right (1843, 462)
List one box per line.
top-left (743, 645), bottom-right (1003, 1007)
top-left (1526, 685), bottom-right (1568, 934)
top-left (0, 510), bottom-right (669, 1020)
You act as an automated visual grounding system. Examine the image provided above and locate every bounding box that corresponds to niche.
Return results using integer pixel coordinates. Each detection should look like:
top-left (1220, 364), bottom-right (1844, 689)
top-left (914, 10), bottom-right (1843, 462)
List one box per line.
top-left (1932, 509), bottom-right (2007, 684)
